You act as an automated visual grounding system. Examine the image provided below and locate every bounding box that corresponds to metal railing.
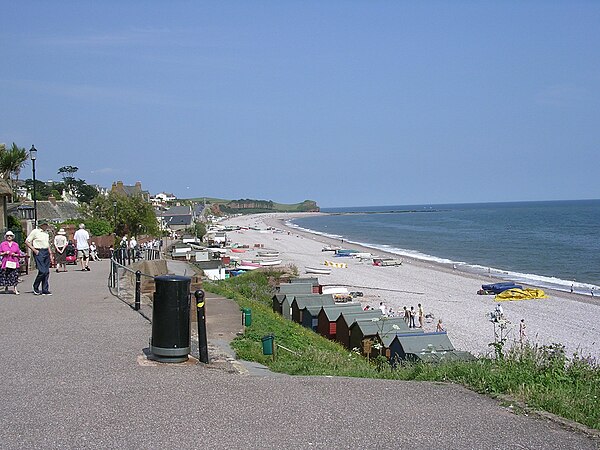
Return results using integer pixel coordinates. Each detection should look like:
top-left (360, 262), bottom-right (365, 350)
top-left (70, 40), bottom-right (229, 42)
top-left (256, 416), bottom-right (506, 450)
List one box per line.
top-left (108, 248), bottom-right (163, 321)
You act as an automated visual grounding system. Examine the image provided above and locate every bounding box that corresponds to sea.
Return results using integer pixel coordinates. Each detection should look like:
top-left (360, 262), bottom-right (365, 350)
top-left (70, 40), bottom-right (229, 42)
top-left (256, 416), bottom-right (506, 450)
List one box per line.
top-left (289, 200), bottom-right (600, 296)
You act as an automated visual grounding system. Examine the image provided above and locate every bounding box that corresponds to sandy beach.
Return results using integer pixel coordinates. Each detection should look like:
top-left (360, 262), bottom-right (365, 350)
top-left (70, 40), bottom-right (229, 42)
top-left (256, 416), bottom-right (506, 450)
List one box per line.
top-left (222, 213), bottom-right (600, 360)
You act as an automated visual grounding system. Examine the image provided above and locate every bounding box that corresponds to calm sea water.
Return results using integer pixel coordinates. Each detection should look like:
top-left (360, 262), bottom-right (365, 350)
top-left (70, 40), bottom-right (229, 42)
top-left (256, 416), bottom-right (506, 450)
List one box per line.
top-left (290, 200), bottom-right (600, 295)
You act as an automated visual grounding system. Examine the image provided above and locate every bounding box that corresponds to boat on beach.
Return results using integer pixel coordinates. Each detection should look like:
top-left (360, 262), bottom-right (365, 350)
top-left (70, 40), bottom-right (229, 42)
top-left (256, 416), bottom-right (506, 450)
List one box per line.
top-left (305, 267), bottom-right (332, 275)
top-left (256, 259), bottom-right (282, 267)
top-left (373, 257), bottom-right (402, 266)
top-left (257, 251), bottom-right (280, 257)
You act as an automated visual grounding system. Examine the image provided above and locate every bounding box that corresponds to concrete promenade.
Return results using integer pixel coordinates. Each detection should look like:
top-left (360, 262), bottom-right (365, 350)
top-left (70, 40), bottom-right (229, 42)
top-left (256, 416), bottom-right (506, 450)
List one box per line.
top-left (0, 259), bottom-right (597, 449)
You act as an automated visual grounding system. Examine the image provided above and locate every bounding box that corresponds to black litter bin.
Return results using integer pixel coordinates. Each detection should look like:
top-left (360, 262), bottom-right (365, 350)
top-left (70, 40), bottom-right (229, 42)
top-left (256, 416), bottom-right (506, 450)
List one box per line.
top-left (150, 275), bottom-right (191, 363)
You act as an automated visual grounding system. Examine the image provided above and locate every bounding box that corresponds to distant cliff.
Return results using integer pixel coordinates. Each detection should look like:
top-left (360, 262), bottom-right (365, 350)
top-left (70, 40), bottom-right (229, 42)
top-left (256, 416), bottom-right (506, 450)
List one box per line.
top-left (214, 199), bottom-right (319, 214)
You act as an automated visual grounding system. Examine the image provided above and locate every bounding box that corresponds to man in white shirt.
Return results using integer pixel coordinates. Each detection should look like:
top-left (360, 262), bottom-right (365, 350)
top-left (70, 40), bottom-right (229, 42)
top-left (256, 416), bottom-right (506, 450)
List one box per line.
top-left (73, 223), bottom-right (91, 271)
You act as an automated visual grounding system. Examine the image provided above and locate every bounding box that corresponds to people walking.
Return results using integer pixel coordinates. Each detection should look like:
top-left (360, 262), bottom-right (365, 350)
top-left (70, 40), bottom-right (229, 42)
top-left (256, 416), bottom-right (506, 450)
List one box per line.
top-left (403, 306), bottom-right (409, 324)
top-left (0, 230), bottom-right (22, 294)
top-left (53, 228), bottom-right (68, 273)
top-left (74, 223), bottom-right (91, 271)
top-left (25, 220), bottom-right (54, 295)
top-left (89, 242), bottom-right (100, 261)
top-left (418, 303), bottom-right (424, 328)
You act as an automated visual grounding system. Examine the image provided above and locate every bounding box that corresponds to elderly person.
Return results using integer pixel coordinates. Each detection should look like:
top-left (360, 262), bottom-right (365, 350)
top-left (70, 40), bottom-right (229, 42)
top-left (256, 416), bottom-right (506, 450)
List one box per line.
top-left (25, 220), bottom-right (54, 296)
top-left (53, 228), bottom-right (68, 273)
top-left (0, 230), bottom-right (22, 294)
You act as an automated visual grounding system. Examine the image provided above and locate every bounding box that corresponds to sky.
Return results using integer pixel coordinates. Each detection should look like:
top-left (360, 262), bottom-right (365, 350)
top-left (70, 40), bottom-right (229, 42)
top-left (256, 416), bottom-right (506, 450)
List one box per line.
top-left (2, 2), bottom-right (599, 208)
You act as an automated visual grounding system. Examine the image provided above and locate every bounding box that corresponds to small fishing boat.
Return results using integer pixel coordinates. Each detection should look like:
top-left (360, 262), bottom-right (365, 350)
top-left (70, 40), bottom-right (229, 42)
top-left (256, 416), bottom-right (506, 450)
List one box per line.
top-left (257, 251), bottom-right (279, 258)
top-left (305, 267), bottom-right (332, 275)
top-left (231, 248), bottom-right (247, 253)
top-left (322, 245), bottom-right (341, 252)
top-left (372, 258), bottom-right (402, 266)
top-left (257, 259), bottom-right (282, 267)
top-left (240, 260), bottom-right (261, 267)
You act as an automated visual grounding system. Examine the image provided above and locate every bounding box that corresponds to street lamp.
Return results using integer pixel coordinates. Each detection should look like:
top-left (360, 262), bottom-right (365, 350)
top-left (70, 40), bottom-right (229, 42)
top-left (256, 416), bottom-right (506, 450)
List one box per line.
top-left (113, 201), bottom-right (118, 234)
top-left (30, 145), bottom-right (37, 227)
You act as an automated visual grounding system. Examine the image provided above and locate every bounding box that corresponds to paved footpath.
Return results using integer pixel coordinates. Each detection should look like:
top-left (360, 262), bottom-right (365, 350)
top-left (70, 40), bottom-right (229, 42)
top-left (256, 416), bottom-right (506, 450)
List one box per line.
top-left (0, 259), bottom-right (597, 449)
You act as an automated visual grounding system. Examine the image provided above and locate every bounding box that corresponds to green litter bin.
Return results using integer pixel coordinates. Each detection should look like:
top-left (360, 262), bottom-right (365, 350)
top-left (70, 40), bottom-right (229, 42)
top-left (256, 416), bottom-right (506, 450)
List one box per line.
top-left (242, 307), bottom-right (252, 326)
top-left (261, 335), bottom-right (274, 355)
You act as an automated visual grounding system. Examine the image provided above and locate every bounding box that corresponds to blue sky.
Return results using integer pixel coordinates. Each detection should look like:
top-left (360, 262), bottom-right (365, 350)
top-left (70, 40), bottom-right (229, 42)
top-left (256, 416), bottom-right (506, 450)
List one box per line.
top-left (2, 2), bottom-right (599, 207)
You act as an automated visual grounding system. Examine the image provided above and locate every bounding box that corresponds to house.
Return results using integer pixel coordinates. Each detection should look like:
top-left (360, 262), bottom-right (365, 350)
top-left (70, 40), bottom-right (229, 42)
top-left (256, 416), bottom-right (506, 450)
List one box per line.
top-left (290, 294), bottom-right (334, 324)
top-left (335, 310), bottom-right (383, 348)
top-left (8, 197), bottom-right (81, 224)
top-left (316, 304), bottom-right (364, 340)
top-left (158, 205), bottom-right (194, 233)
top-left (111, 181), bottom-right (150, 201)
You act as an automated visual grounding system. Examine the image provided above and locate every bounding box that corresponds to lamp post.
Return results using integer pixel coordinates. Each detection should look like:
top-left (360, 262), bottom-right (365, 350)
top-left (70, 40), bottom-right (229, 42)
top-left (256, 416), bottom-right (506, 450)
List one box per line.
top-left (113, 201), bottom-right (118, 234)
top-left (30, 145), bottom-right (38, 227)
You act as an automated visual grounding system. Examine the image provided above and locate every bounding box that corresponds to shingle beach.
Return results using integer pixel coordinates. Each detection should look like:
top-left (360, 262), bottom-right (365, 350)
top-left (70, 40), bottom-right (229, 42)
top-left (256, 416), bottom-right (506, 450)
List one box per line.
top-left (223, 213), bottom-right (600, 360)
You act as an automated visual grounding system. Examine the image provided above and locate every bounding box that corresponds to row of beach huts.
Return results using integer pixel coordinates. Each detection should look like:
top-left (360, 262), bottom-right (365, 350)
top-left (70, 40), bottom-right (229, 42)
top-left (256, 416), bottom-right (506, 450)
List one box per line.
top-left (273, 277), bottom-right (474, 364)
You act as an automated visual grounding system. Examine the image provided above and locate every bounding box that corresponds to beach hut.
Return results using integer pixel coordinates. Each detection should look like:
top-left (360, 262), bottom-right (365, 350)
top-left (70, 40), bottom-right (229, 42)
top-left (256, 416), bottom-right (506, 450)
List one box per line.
top-left (349, 318), bottom-right (422, 357)
top-left (277, 283), bottom-right (314, 295)
top-left (388, 332), bottom-right (457, 364)
top-left (301, 305), bottom-right (323, 331)
top-left (289, 277), bottom-right (321, 294)
top-left (273, 283), bottom-right (314, 314)
top-left (291, 294), bottom-right (335, 324)
top-left (316, 304), bottom-right (364, 340)
top-left (335, 310), bottom-right (383, 348)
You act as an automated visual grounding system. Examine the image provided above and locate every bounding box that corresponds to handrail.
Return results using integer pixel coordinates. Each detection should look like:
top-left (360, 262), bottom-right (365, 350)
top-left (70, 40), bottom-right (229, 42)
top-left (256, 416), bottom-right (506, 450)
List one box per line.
top-left (108, 248), bottom-right (163, 320)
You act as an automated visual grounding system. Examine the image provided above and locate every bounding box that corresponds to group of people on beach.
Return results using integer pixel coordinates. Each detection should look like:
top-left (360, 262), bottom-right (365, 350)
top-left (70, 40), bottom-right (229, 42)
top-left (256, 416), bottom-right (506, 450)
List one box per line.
top-left (362, 301), bottom-right (445, 332)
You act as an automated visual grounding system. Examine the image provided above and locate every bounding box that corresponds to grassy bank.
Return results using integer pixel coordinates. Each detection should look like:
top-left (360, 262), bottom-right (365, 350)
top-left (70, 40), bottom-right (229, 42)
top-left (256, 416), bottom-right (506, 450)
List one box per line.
top-left (204, 270), bottom-right (600, 431)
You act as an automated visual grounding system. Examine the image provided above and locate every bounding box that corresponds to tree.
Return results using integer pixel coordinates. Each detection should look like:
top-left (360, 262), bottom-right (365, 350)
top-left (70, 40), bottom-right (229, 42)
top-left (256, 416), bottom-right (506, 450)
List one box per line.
top-left (57, 165), bottom-right (79, 181)
top-left (90, 193), bottom-right (158, 238)
top-left (0, 143), bottom-right (29, 201)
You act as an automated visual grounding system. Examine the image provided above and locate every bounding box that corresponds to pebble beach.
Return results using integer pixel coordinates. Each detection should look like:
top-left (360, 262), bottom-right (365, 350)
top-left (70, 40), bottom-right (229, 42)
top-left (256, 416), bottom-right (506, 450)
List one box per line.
top-left (223, 213), bottom-right (600, 360)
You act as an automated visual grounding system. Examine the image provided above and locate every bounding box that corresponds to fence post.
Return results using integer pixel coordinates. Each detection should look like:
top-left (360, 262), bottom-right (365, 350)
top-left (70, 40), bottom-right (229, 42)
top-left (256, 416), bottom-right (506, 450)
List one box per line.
top-left (195, 290), bottom-right (209, 363)
top-left (135, 270), bottom-right (141, 311)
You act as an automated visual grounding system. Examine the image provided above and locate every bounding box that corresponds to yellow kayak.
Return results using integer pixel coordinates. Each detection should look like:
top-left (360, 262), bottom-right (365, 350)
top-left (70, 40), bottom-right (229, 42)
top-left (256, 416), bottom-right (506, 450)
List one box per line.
top-left (496, 288), bottom-right (548, 301)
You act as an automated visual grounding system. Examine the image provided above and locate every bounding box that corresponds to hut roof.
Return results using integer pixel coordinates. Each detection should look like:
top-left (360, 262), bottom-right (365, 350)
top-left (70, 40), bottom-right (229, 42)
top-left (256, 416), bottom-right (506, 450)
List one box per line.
top-left (278, 283), bottom-right (313, 295)
top-left (304, 305), bottom-right (324, 316)
top-left (339, 310), bottom-right (383, 326)
top-left (272, 293), bottom-right (286, 304)
top-left (292, 294), bottom-right (335, 310)
top-left (351, 317), bottom-right (412, 338)
top-left (394, 332), bottom-right (455, 354)
top-left (320, 304), bottom-right (363, 321)
top-left (289, 277), bottom-right (319, 287)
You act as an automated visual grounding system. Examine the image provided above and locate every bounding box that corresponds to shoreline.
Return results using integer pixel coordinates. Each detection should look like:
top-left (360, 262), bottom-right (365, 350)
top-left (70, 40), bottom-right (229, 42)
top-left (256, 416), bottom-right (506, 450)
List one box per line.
top-left (275, 213), bottom-right (598, 307)
top-left (222, 213), bottom-right (600, 360)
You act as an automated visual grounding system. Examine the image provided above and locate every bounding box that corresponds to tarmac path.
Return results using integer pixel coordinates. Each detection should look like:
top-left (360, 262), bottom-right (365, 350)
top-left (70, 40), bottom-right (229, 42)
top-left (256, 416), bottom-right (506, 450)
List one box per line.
top-left (0, 259), bottom-right (597, 449)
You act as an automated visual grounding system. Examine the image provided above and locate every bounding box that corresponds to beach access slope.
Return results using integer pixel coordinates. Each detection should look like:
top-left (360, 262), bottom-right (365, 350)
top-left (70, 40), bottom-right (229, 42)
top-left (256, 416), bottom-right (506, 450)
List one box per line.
top-left (223, 213), bottom-right (600, 361)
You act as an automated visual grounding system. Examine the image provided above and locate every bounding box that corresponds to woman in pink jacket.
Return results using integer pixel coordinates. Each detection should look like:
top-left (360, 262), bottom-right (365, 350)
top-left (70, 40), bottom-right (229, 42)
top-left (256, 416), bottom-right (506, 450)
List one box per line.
top-left (0, 230), bottom-right (22, 294)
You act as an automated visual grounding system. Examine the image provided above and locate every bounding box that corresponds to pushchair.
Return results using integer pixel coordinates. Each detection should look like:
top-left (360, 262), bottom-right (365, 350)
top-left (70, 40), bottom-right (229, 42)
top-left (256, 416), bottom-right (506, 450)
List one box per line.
top-left (65, 242), bottom-right (77, 265)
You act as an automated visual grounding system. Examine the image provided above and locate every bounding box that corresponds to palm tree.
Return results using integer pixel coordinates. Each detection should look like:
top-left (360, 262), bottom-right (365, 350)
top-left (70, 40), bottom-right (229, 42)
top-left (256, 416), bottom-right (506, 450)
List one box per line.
top-left (0, 143), bottom-right (29, 202)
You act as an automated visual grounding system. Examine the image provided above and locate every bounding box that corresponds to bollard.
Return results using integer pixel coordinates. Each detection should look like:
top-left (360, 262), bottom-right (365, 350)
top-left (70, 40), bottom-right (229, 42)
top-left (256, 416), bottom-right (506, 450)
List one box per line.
top-left (134, 270), bottom-right (141, 311)
top-left (150, 275), bottom-right (191, 363)
top-left (195, 290), bottom-right (209, 364)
